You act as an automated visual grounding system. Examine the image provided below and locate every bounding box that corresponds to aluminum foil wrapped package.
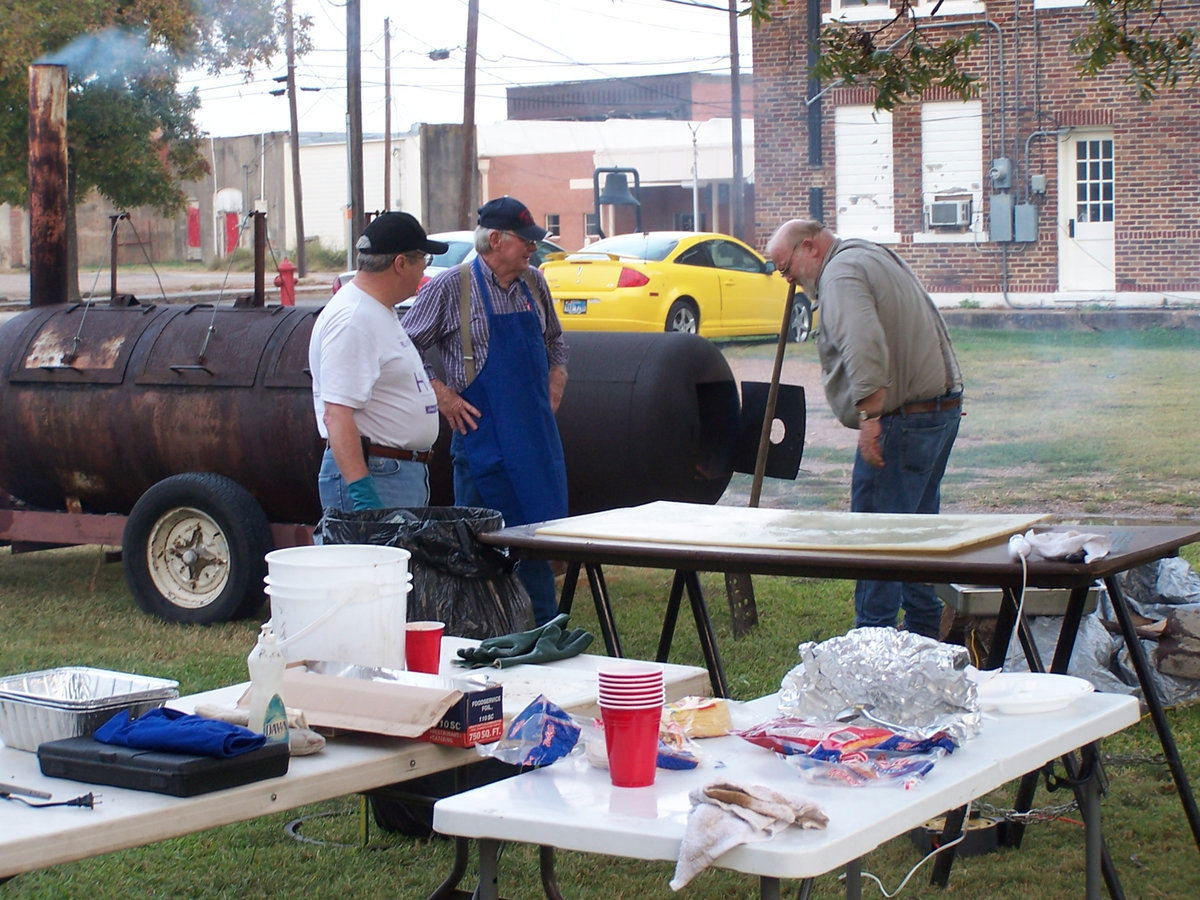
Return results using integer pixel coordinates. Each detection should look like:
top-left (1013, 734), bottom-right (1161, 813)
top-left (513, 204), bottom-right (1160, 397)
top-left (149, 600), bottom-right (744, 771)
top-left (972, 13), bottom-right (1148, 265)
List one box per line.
top-left (778, 627), bottom-right (981, 743)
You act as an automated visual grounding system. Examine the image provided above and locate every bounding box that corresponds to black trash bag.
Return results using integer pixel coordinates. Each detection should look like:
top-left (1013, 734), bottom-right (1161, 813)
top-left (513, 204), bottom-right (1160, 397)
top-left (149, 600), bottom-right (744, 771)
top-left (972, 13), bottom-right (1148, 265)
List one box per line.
top-left (315, 506), bottom-right (535, 836)
top-left (314, 506), bottom-right (533, 640)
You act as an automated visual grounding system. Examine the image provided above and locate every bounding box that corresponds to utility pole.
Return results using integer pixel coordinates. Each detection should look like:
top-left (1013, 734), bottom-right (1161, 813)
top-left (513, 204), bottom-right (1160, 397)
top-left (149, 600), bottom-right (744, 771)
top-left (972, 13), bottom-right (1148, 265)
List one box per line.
top-left (285, 0), bottom-right (306, 276)
top-left (728, 0), bottom-right (746, 242)
top-left (347, 0), bottom-right (365, 250)
top-left (384, 18), bottom-right (392, 211)
top-left (459, 0), bottom-right (479, 228)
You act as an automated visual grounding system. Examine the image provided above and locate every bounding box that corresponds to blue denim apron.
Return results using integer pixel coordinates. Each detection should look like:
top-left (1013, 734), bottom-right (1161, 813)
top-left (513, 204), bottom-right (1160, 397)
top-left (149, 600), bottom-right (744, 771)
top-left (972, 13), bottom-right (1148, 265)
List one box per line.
top-left (460, 258), bottom-right (568, 527)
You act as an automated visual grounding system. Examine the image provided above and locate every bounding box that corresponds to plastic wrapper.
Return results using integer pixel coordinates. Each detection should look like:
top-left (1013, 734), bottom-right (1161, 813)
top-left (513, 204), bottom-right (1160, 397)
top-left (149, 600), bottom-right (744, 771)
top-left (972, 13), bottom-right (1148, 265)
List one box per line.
top-left (736, 716), bottom-right (955, 789)
top-left (663, 696), bottom-right (731, 738)
top-left (581, 716), bottom-right (703, 770)
top-left (778, 627), bottom-right (980, 743)
top-left (315, 506), bottom-right (533, 639)
top-left (476, 694), bottom-right (580, 767)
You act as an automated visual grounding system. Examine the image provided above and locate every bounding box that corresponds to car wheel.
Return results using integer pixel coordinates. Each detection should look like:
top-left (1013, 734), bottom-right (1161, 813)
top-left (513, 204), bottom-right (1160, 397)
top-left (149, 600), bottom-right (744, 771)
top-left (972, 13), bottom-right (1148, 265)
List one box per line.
top-left (122, 473), bottom-right (272, 624)
top-left (788, 295), bottom-right (814, 343)
top-left (665, 300), bottom-right (699, 334)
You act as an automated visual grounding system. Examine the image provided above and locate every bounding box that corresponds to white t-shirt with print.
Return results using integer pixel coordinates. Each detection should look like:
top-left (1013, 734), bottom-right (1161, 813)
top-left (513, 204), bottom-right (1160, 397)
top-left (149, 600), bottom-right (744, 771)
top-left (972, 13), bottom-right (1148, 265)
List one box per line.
top-left (309, 282), bottom-right (440, 450)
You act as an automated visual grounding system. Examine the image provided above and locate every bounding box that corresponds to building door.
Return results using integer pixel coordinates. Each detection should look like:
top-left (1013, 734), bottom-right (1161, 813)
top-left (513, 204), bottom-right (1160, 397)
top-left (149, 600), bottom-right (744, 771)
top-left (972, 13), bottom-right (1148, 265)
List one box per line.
top-left (224, 212), bottom-right (240, 257)
top-left (1058, 131), bottom-right (1115, 292)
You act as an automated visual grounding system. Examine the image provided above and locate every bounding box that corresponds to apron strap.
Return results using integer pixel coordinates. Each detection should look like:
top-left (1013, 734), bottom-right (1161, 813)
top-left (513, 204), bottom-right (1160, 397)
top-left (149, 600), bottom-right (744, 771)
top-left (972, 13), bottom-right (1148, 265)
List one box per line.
top-left (459, 264), bottom-right (477, 385)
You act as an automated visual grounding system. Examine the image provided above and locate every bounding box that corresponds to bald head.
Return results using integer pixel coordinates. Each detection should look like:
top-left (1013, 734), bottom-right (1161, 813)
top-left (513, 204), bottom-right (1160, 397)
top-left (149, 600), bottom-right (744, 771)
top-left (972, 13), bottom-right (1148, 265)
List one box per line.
top-left (766, 219), bottom-right (834, 290)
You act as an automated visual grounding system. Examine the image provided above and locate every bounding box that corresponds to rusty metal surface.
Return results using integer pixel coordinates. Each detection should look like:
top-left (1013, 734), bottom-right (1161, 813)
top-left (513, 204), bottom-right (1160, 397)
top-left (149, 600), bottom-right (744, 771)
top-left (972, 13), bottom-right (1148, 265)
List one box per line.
top-left (0, 304), bottom-right (324, 523)
top-left (28, 65), bottom-right (69, 308)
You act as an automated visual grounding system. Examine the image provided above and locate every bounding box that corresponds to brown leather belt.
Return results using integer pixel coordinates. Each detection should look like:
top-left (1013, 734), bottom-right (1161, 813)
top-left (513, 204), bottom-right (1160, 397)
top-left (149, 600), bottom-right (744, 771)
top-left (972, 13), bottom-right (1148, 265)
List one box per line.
top-left (887, 394), bottom-right (963, 417)
top-left (367, 444), bottom-right (432, 463)
top-left (328, 438), bottom-right (433, 463)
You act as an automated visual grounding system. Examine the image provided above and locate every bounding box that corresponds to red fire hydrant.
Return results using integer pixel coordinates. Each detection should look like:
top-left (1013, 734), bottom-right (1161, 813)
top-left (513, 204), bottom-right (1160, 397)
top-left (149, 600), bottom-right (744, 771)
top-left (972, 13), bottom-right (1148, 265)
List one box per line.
top-left (274, 257), bottom-right (297, 306)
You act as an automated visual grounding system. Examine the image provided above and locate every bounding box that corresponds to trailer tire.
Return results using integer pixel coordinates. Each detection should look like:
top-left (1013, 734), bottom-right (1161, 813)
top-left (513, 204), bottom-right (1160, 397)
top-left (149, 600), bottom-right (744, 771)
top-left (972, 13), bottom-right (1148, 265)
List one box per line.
top-left (123, 473), bottom-right (272, 624)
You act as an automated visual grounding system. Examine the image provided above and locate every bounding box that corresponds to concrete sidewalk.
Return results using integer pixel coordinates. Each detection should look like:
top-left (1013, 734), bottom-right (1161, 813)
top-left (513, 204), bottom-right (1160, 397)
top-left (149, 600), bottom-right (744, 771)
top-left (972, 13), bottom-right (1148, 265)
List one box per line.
top-left (0, 269), bottom-right (340, 306)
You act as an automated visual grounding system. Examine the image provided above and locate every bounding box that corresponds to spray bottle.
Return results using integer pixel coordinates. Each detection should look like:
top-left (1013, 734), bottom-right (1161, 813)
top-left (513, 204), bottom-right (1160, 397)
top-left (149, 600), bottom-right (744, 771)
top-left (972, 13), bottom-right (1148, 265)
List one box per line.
top-left (247, 623), bottom-right (288, 745)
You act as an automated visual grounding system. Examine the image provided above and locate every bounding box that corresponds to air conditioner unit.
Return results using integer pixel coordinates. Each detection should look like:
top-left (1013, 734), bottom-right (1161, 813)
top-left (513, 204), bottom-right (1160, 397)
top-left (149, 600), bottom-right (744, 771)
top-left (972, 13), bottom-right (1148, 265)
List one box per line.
top-left (924, 197), bottom-right (973, 229)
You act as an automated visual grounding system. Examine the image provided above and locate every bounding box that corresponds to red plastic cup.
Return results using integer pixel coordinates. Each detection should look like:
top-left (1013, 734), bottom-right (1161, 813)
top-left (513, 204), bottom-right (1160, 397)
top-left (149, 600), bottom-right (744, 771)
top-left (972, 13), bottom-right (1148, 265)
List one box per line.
top-left (406, 621), bottom-right (444, 674)
top-left (601, 704), bottom-right (661, 788)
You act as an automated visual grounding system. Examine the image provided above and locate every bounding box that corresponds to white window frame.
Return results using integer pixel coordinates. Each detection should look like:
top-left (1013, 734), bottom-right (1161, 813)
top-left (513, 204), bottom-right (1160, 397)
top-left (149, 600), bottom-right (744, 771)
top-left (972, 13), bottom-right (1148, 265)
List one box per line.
top-left (834, 105), bottom-right (899, 242)
top-left (914, 100), bottom-right (985, 243)
top-left (827, 0), bottom-right (985, 23)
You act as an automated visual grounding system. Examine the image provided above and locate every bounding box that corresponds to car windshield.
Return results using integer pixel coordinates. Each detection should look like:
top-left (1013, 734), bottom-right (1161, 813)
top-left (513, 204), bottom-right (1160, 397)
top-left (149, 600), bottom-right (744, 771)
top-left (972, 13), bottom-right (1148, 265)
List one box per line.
top-left (431, 241), bottom-right (474, 268)
top-left (582, 234), bottom-right (680, 261)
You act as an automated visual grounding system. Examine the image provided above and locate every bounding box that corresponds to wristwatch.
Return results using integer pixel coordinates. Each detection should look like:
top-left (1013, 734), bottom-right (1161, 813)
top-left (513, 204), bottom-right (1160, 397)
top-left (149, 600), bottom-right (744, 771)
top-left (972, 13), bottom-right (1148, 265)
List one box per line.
top-left (857, 408), bottom-right (881, 421)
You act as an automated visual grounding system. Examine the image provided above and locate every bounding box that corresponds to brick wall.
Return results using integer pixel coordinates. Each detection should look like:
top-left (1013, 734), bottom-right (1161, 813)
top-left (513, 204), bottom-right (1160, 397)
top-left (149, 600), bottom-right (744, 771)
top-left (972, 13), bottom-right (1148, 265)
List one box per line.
top-left (752, 2), bottom-right (1200, 300)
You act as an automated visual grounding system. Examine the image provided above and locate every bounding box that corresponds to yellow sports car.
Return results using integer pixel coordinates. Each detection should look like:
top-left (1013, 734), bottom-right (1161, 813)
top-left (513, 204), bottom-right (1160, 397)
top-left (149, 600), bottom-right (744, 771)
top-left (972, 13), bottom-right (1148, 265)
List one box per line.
top-left (542, 232), bottom-right (812, 342)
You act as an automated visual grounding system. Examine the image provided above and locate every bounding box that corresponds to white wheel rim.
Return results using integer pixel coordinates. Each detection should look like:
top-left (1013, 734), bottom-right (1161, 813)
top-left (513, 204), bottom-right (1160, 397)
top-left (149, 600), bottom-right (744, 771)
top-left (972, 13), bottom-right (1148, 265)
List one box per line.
top-left (144, 506), bottom-right (230, 610)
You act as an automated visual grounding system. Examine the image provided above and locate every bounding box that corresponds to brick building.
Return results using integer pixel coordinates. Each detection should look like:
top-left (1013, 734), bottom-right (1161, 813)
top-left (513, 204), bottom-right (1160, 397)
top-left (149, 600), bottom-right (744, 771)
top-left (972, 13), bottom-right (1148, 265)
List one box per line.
top-left (752, 1), bottom-right (1200, 306)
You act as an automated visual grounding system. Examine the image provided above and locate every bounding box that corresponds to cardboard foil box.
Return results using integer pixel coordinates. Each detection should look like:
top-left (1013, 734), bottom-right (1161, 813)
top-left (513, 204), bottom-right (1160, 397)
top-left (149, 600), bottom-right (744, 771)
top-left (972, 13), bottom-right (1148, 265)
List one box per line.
top-left (277, 663), bottom-right (502, 747)
top-left (421, 682), bottom-right (504, 747)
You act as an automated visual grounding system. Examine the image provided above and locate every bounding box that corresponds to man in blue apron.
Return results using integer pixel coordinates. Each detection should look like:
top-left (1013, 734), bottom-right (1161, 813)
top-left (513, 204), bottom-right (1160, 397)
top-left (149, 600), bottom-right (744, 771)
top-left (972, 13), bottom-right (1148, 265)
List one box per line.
top-left (402, 197), bottom-right (569, 626)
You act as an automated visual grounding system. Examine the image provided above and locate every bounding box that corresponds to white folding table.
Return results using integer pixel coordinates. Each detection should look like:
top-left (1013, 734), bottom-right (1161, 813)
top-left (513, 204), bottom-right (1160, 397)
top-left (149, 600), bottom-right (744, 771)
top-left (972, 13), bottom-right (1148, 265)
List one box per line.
top-left (0, 640), bottom-right (709, 881)
top-left (432, 690), bottom-right (1140, 900)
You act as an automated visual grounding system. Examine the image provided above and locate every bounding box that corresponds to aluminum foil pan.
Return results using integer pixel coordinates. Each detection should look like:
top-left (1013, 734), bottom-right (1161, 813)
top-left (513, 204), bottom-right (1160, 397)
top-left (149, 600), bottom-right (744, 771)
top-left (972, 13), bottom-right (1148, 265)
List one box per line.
top-left (0, 666), bottom-right (179, 752)
top-left (778, 627), bottom-right (981, 743)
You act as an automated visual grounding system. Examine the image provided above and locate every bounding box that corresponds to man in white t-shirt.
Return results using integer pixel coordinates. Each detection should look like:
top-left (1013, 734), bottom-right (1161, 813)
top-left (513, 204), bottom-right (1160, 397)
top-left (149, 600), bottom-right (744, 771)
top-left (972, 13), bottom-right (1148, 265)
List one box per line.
top-left (308, 212), bottom-right (448, 511)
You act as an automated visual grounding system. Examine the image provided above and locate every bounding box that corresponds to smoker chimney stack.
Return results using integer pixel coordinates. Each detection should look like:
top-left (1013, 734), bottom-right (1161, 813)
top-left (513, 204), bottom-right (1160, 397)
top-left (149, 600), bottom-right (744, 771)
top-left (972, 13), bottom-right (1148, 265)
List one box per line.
top-left (28, 64), bottom-right (69, 307)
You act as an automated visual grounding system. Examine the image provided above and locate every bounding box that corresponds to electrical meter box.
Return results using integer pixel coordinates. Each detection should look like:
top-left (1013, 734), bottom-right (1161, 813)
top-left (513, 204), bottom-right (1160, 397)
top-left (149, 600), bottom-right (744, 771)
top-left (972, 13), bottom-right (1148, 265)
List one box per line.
top-left (1014, 204), bottom-right (1039, 242)
top-left (989, 194), bottom-right (1014, 242)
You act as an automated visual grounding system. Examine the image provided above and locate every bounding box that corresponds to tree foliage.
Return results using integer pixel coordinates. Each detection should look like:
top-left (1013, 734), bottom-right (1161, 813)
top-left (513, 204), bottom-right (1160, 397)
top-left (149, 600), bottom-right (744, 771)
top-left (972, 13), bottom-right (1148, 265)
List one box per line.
top-left (743, 0), bottom-right (1200, 110)
top-left (0, 1), bottom-right (310, 214)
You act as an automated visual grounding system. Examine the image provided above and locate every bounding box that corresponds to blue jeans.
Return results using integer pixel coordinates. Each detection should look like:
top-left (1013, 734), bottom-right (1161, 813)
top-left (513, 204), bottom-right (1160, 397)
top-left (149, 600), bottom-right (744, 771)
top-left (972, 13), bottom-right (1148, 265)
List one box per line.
top-left (850, 400), bottom-right (961, 638)
top-left (450, 432), bottom-right (559, 627)
top-left (317, 447), bottom-right (430, 512)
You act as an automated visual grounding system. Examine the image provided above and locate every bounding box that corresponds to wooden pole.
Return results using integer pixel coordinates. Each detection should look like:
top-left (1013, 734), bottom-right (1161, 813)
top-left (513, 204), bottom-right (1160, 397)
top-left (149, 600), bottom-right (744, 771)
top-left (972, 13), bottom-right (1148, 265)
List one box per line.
top-left (459, 0), bottom-right (479, 228)
top-left (285, 0), bottom-right (307, 276)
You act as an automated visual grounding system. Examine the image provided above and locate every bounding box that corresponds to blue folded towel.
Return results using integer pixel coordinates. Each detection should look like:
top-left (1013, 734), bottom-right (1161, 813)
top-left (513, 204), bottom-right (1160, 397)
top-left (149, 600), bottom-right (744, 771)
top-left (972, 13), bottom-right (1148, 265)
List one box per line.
top-left (94, 707), bottom-right (267, 758)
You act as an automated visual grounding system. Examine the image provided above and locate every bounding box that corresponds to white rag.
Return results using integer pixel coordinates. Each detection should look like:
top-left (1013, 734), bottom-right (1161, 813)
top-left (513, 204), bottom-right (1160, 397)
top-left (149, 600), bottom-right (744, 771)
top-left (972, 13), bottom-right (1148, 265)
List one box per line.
top-left (1024, 529), bottom-right (1111, 563)
top-left (669, 781), bottom-right (828, 891)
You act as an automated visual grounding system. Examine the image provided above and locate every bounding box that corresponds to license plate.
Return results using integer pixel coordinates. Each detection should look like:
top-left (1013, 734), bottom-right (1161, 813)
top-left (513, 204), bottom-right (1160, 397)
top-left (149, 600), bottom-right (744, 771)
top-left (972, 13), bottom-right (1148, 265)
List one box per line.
top-left (563, 299), bottom-right (587, 315)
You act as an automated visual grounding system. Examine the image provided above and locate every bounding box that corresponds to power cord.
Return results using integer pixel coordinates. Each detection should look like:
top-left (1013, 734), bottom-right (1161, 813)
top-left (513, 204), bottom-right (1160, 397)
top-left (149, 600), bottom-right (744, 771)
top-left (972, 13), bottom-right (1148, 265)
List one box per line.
top-left (841, 801), bottom-right (973, 898)
top-left (0, 790), bottom-right (100, 810)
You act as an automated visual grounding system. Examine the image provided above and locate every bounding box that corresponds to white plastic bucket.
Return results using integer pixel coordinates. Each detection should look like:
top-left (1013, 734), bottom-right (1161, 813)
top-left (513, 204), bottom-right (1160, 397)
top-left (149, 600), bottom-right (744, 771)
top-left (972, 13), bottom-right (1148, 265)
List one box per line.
top-left (263, 545), bottom-right (411, 669)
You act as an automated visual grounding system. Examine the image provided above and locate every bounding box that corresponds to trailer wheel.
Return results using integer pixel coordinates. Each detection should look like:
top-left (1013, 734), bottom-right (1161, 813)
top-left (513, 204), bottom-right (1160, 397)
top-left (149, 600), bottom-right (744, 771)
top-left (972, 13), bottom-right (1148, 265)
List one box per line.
top-left (123, 473), bottom-right (272, 624)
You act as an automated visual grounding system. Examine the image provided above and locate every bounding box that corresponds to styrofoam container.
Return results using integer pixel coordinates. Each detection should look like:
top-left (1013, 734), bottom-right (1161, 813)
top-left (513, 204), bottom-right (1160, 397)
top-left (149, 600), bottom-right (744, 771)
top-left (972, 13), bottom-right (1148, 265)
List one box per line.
top-left (0, 667), bottom-right (179, 752)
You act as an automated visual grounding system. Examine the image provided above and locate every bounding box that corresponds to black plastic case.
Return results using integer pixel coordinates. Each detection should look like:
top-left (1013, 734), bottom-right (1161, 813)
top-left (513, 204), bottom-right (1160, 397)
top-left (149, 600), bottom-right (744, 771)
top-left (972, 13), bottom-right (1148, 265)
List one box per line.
top-left (37, 736), bottom-right (290, 797)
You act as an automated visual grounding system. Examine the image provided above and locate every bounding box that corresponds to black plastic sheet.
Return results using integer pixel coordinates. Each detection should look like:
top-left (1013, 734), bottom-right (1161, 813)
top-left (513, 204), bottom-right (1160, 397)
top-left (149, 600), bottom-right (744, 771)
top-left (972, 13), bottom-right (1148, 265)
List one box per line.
top-left (314, 506), bottom-right (533, 640)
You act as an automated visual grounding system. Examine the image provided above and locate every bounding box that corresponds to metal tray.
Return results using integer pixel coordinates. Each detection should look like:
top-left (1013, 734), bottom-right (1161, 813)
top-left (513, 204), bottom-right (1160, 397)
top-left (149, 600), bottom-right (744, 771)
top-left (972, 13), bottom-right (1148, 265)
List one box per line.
top-left (935, 583), bottom-right (1098, 618)
top-left (0, 666), bottom-right (179, 708)
top-left (0, 666), bottom-right (179, 752)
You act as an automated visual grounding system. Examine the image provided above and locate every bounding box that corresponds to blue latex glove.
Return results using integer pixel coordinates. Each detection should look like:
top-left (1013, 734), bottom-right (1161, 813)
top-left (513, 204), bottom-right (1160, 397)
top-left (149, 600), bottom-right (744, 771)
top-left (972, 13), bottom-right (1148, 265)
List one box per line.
top-left (347, 475), bottom-right (383, 510)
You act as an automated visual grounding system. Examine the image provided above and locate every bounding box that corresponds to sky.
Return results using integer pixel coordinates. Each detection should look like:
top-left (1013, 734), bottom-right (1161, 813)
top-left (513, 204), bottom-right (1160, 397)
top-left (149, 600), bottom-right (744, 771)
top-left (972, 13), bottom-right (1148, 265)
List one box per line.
top-left (178, 0), bottom-right (754, 137)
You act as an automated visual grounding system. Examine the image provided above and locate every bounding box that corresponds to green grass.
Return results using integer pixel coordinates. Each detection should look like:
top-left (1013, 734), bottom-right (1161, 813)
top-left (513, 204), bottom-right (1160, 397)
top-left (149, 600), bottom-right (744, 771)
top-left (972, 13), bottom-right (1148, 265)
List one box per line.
top-left (3, 326), bottom-right (1200, 897)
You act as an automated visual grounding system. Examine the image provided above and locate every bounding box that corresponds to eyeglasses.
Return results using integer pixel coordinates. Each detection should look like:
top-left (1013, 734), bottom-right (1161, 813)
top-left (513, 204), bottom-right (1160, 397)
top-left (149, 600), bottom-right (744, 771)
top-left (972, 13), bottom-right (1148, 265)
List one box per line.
top-left (402, 252), bottom-right (433, 268)
top-left (777, 243), bottom-right (800, 279)
top-left (501, 231), bottom-right (538, 250)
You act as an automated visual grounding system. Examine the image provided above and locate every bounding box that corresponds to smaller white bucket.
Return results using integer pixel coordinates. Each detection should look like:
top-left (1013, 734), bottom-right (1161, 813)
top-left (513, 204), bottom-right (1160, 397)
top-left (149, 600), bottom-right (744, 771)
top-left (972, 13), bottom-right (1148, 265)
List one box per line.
top-left (264, 545), bottom-right (411, 670)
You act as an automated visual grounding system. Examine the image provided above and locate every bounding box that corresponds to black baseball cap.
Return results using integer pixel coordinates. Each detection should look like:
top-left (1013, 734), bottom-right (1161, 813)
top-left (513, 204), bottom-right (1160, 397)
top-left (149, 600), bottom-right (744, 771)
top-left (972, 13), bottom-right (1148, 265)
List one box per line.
top-left (355, 212), bottom-right (449, 255)
top-left (477, 197), bottom-right (548, 243)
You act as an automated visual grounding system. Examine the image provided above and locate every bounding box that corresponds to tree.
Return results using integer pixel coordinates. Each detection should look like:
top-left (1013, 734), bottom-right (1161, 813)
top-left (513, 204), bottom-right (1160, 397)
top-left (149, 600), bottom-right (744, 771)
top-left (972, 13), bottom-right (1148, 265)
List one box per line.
top-left (743, 0), bottom-right (1200, 110)
top-left (0, 1), bottom-right (310, 220)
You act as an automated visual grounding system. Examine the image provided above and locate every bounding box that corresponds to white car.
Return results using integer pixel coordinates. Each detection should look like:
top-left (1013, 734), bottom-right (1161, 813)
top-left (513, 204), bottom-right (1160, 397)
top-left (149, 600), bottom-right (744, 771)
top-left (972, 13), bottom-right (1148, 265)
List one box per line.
top-left (331, 230), bottom-right (567, 299)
